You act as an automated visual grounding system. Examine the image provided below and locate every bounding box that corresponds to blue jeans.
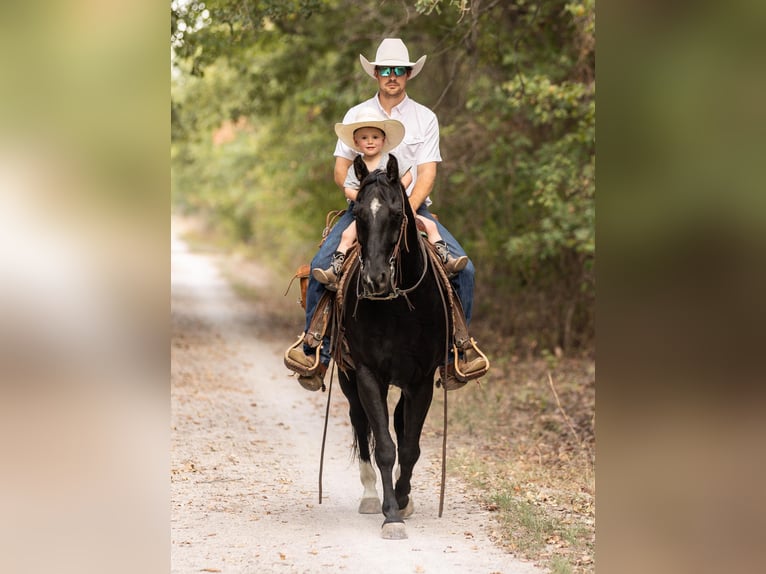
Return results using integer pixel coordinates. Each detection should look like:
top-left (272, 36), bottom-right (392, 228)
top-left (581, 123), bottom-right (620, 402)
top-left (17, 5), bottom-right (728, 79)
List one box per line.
top-left (303, 204), bottom-right (475, 365)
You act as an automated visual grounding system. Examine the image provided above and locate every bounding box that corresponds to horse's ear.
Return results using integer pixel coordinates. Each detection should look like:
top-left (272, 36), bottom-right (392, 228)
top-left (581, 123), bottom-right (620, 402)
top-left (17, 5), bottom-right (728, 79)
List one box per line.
top-left (386, 154), bottom-right (399, 182)
top-left (353, 155), bottom-right (368, 182)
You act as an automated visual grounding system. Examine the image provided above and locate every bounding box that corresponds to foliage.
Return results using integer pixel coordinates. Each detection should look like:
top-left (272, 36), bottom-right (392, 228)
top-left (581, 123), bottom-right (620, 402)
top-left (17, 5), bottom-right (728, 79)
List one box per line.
top-left (171, 0), bottom-right (595, 354)
top-left (434, 355), bottom-right (595, 572)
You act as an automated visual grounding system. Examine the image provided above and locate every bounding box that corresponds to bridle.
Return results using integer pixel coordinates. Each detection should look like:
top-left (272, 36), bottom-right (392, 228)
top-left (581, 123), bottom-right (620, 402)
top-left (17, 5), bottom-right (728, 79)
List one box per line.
top-left (354, 177), bottom-right (429, 303)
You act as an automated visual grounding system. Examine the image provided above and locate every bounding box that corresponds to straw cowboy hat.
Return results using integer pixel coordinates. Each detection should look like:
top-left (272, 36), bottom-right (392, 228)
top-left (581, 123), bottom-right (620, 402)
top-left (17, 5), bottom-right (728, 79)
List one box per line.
top-left (359, 38), bottom-right (427, 80)
top-left (334, 107), bottom-right (405, 155)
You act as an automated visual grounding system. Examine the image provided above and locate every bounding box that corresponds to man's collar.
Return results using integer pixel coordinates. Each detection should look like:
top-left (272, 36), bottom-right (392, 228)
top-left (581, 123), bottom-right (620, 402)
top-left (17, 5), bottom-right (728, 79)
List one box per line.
top-left (374, 93), bottom-right (410, 115)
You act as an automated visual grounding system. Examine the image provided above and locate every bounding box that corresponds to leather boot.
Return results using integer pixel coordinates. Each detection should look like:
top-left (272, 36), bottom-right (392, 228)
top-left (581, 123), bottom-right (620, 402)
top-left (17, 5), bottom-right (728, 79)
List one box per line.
top-left (298, 362), bottom-right (327, 392)
top-left (434, 240), bottom-right (468, 276)
top-left (312, 251), bottom-right (346, 291)
top-left (458, 346), bottom-right (488, 377)
top-left (437, 364), bottom-right (466, 391)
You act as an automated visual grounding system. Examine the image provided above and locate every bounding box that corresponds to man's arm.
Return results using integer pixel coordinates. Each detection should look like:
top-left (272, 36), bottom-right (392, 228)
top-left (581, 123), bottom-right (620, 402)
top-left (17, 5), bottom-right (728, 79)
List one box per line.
top-left (408, 161), bottom-right (437, 212)
top-left (400, 169), bottom-right (413, 190)
top-left (334, 156), bottom-right (353, 189)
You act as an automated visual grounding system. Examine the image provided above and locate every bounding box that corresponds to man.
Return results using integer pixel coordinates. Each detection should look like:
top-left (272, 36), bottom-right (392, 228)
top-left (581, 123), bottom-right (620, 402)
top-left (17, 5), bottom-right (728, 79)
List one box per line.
top-left (285, 38), bottom-right (487, 391)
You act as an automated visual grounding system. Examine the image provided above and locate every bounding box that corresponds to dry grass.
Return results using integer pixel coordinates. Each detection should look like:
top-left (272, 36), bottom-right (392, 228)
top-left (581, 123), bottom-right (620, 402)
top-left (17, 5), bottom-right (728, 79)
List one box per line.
top-left (432, 348), bottom-right (595, 573)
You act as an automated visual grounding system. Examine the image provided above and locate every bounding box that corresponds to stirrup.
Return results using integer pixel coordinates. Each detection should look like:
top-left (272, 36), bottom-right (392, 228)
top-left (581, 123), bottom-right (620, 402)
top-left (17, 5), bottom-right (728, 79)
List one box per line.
top-left (452, 337), bottom-right (490, 381)
top-left (284, 334), bottom-right (321, 377)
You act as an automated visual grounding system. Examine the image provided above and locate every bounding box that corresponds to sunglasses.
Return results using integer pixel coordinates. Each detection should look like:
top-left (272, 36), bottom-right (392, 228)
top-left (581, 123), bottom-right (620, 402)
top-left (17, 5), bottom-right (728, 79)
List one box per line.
top-left (376, 66), bottom-right (409, 77)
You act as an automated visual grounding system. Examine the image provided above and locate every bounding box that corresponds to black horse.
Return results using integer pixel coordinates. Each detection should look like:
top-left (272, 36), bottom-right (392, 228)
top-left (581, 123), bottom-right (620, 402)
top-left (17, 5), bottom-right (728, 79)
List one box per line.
top-left (336, 154), bottom-right (450, 539)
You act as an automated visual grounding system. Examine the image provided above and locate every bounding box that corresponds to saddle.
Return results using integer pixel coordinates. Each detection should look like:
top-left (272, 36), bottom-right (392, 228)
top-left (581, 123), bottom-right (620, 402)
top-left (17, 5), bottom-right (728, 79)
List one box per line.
top-left (284, 217), bottom-right (489, 382)
top-left (282, 254), bottom-right (352, 377)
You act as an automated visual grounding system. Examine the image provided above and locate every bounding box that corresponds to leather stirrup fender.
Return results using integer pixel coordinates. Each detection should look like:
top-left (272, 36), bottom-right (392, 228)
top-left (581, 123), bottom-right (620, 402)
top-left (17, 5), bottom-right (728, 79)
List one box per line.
top-left (450, 294), bottom-right (471, 350)
top-left (303, 289), bottom-right (335, 348)
top-left (424, 239), bottom-right (490, 381)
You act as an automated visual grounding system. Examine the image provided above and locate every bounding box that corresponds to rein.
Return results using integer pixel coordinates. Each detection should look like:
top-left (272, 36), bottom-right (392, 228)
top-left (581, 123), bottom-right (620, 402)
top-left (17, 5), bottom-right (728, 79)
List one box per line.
top-left (336, 166), bottom-right (454, 516)
top-left (430, 248), bottom-right (453, 518)
top-left (355, 234), bottom-right (430, 304)
top-left (355, 193), bottom-right (430, 303)
top-left (318, 361), bottom-right (335, 505)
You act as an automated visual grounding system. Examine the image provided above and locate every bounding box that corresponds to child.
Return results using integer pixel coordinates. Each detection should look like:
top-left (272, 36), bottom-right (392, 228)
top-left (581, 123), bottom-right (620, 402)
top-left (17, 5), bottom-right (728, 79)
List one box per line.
top-left (313, 108), bottom-right (467, 289)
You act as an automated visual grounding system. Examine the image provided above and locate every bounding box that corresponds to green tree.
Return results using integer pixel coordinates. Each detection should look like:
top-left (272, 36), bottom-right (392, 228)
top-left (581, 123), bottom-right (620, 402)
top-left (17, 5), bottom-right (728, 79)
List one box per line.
top-left (171, 0), bottom-right (595, 354)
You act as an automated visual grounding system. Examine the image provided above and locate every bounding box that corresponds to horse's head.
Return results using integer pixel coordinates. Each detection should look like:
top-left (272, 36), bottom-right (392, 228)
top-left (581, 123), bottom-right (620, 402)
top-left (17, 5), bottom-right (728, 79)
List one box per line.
top-left (352, 154), bottom-right (406, 298)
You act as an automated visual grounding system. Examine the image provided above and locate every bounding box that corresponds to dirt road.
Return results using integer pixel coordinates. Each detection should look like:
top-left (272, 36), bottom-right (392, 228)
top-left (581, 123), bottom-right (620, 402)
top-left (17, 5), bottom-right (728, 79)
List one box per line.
top-left (170, 224), bottom-right (543, 574)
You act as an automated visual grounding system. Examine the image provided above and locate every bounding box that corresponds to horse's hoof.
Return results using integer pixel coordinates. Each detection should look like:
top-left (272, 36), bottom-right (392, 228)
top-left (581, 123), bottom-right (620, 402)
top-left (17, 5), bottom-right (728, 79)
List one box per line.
top-left (399, 496), bottom-right (414, 519)
top-left (381, 522), bottom-right (407, 540)
top-left (358, 497), bottom-right (381, 514)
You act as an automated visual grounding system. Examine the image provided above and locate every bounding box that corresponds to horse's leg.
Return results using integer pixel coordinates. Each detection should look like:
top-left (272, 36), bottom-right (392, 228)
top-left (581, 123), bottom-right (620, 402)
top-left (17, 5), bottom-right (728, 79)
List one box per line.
top-left (339, 371), bottom-right (380, 514)
top-left (358, 460), bottom-right (380, 513)
top-left (394, 380), bottom-right (434, 520)
top-left (355, 365), bottom-right (404, 539)
top-left (393, 396), bottom-right (414, 518)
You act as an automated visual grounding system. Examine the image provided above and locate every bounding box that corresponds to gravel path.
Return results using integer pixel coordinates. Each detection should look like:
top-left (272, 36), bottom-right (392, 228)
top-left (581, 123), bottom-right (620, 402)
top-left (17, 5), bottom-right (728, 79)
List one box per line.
top-left (170, 224), bottom-right (544, 574)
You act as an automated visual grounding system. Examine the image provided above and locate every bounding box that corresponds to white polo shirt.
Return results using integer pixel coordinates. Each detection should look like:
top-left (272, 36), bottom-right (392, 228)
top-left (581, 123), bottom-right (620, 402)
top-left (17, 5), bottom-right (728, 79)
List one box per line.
top-left (334, 94), bottom-right (442, 204)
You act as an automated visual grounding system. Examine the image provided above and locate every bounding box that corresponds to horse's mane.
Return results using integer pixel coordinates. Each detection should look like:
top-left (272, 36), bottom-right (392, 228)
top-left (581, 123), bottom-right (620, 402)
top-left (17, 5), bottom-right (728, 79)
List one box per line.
top-left (357, 168), bottom-right (404, 203)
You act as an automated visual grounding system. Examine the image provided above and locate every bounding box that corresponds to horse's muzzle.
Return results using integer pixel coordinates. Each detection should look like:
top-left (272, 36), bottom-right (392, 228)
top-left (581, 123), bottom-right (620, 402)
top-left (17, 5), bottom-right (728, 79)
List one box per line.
top-left (360, 257), bottom-right (398, 298)
top-left (362, 270), bottom-right (393, 297)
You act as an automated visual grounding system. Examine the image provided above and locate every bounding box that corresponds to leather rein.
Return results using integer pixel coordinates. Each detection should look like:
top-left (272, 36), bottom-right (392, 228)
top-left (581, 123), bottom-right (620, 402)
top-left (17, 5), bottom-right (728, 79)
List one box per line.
top-left (355, 190), bottom-right (430, 304)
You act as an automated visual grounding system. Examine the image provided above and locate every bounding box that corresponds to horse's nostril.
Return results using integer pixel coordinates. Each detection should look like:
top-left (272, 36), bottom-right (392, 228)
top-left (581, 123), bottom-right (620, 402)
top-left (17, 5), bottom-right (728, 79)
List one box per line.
top-left (363, 271), bottom-right (389, 295)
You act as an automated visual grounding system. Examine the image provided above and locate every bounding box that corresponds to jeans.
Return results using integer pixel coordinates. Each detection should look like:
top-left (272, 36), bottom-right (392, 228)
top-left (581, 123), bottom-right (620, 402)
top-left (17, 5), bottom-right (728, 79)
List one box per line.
top-left (303, 204), bottom-right (475, 365)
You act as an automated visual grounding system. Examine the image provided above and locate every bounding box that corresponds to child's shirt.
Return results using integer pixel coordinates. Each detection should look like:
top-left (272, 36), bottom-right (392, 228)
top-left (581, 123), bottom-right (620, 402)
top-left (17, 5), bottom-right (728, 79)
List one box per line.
top-left (344, 153), bottom-right (413, 196)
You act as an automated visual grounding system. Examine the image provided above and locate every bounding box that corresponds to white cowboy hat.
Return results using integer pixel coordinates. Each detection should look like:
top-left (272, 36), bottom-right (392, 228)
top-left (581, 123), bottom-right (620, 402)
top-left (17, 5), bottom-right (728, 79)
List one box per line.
top-left (359, 38), bottom-right (427, 80)
top-left (334, 107), bottom-right (405, 155)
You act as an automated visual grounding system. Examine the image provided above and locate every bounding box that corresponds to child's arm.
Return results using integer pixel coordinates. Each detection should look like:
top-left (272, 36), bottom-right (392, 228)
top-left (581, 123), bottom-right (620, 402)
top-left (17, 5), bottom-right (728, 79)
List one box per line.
top-left (344, 186), bottom-right (359, 202)
top-left (335, 157), bottom-right (353, 189)
top-left (415, 214), bottom-right (441, 243)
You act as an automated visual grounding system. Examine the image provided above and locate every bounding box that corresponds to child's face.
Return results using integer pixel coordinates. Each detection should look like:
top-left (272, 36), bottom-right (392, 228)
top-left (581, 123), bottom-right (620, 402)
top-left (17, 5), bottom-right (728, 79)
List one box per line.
top-left (353, 127), bottom-right (386, 157)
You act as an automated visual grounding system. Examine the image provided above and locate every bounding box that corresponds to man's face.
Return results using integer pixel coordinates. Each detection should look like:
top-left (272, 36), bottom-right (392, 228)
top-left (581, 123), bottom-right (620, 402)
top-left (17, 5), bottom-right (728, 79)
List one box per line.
top-left (375, 66), bottom-right (410, 98)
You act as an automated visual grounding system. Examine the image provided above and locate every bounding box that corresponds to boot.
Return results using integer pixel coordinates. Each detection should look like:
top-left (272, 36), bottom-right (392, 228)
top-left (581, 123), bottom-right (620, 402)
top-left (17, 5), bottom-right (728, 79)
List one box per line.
top-left (434, 240), bottom-right (468, 276)
top-left (458, 346), bottom-right (488, 377)
top-left (436, 343), bottom-right (490, 391)
top-left (285, 346), bottom-right (327, 392)
top-left (312, 251), bottom-right (346, 291)
top-left (437, 364), bottom-right (466, 391)
top-left (299, 362), bottom-right (327, 392)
